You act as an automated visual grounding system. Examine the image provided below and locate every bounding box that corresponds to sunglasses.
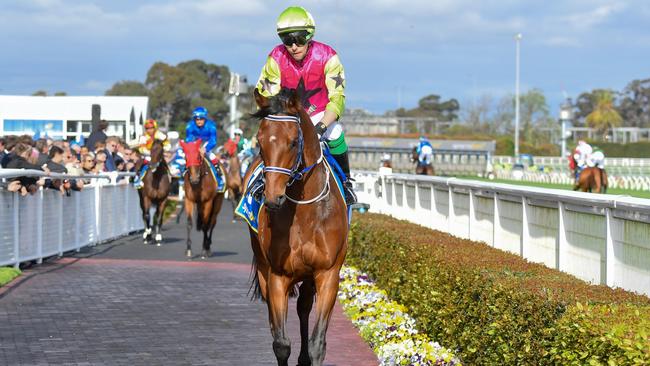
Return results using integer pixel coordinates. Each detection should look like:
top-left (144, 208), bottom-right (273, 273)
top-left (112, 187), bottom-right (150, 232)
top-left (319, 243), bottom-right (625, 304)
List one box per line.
top-left (279, 31), bottom-right (309, 46)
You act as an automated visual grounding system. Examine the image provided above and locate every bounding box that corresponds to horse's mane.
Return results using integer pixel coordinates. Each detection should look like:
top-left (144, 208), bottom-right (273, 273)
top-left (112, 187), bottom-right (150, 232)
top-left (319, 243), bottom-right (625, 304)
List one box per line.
top-left (251, 88), bottom-right (299, 119)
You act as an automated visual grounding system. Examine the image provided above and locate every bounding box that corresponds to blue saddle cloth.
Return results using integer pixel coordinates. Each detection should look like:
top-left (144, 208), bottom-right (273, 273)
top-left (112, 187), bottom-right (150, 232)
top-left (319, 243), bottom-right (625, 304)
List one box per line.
top-left (236, 149), bottom-right (350, 233)
top-left (206, 159), bottom-right (226, 192)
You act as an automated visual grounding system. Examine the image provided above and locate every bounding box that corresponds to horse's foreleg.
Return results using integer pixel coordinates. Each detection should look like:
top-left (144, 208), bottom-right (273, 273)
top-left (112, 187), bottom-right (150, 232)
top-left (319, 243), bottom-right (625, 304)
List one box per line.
top-left (185, 199), bottom-right (194, 257)
top-left (154, 199), bottom-right (167, 245)
top-left (297, 279), bottom-right (315, 366)
top-left (200, 200), bottom-right (214, 259)
top-left (142, 197), bottom-right (152, 244)
top-left (308, 268), bottom-right (341, 366)
top-left (267, 273), bottom-right (292, 366)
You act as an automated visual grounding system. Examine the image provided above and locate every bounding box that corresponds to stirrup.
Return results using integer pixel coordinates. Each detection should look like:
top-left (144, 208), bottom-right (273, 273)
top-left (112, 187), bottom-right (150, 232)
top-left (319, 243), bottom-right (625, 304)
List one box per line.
top-left (343, 181), bottom-right (357, 205)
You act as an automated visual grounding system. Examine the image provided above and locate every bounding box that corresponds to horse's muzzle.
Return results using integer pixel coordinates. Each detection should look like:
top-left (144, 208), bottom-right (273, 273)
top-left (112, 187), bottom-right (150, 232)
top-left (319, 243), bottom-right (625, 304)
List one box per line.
top-left (264, 195), bottom-right (286, 211)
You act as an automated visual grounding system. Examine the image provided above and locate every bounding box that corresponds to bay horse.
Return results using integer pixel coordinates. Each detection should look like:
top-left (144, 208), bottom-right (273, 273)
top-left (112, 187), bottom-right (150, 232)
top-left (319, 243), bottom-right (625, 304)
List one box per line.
top-left (137, 139), bottom-right (171, 245)
top-left (245, 87), bottom-right (348, 366)
top-left (179, 139), bottom-right (225, 258)
top-left (224, 151), bottom-right (243, 222)
top-left (411, 146), bottom-right (435, 175)
top-left (574, 167), bottom-right (608, 193)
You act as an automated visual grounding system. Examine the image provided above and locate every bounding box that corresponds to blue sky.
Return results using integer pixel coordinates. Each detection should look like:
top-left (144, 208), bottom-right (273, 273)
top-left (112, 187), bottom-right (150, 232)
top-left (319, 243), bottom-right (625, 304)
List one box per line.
top-left (1, 0), bottom-right (649, 116)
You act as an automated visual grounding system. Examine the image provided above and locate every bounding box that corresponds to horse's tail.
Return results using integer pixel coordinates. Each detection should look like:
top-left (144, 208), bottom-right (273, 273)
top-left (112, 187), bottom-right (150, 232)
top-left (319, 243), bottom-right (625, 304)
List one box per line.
top-left (248, 258), bottom-right (264, 301)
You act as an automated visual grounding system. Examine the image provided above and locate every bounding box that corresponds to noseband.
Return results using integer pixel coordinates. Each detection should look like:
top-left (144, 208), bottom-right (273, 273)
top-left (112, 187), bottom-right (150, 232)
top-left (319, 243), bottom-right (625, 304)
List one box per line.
top-left (262, 115), bottom-right (322, 186)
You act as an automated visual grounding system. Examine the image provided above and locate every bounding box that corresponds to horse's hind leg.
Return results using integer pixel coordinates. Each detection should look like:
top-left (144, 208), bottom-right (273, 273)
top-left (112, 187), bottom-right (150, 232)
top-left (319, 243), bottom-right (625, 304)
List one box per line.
top-left (297, 279), bottom-right (315, 366)
top-left (308, 268), bottom-right (341, 366)
top-left (266, 273), bottom-right (292, 366)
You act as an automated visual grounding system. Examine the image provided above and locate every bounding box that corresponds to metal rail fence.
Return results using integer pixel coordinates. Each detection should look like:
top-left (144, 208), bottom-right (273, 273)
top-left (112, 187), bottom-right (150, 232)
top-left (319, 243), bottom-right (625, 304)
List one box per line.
top-left (352, 171), bottom-right (650, 297)
top-left (0, 170), bottom-right (143, 267)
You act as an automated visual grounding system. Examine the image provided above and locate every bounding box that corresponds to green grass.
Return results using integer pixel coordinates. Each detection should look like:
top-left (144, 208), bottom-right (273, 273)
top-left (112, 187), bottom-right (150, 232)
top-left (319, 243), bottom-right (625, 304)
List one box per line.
top-left (0, 267), bottom-right (21, 287)
top-left (457, 176), bottom-right (650, 199)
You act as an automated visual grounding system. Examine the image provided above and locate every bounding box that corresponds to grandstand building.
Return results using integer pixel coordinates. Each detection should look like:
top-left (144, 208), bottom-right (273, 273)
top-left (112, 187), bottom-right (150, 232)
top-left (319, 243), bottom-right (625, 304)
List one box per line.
top-left (0, 95), bottom-right (148, 144)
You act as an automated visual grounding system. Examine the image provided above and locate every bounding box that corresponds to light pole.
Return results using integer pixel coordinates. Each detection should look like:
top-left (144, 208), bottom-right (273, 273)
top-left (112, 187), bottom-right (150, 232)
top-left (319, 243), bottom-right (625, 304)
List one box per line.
top-left (228, 72), bottom-right (241, 137)
top-left (559, 98), bottom-right (573, 158)
top-left (514, 33), bottom-right (522, 159)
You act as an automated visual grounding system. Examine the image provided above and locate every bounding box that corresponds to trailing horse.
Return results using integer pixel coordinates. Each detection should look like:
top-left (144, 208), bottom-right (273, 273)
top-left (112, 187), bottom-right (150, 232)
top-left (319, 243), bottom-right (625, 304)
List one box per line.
top-left (224, 151), bottom-right (243, 222)
top-left (411, 146), bottom-right (434, 175)
top-left (574, 167), bottom-right (608, 193)
top-left (179, 139), bottom-right (225, 258)
top-left (244, 87), bottom-right (348, 366)
top-left (137, 139), bottom-right (171, 245)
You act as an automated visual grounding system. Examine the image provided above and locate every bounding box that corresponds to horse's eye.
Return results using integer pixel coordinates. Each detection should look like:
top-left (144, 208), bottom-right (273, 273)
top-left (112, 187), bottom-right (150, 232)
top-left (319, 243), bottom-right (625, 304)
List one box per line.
top-left (290, 139), bottom-right (299, 149)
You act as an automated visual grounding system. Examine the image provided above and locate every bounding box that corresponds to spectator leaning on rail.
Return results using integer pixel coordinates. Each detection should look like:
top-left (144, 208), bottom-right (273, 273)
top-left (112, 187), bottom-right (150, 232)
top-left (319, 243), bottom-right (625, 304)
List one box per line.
top-left (103, 136), bottom-right (120, 172)
top-left (185, 106), bottom-right (219, 166)
top-left (45, 145), bottom-right (84, 195)
top-left (255, 6), bottom-right (356, 204)
top-left (5, 143), bottom-right (50, 196)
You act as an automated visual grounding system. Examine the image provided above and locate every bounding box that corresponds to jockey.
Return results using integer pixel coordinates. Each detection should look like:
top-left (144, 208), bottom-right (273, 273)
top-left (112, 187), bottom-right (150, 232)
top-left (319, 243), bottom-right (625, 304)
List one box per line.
top-left (133, 119), bottom-right (170, 188)
top-left (256, 6), bottom-right (356, 205)
top-left (589, 146), bottom-right (605, 170)
top-left (572, 140), bottom-right (593, 182)
top-left (185, 106), bottom-right (219, 166)
top-left (416, 136), bottom-right (434, 165)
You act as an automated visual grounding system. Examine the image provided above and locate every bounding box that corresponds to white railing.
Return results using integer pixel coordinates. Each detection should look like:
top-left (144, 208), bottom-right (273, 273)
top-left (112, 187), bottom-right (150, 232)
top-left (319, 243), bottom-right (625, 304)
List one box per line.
top-left (352, 171), bottom-right (650, 297)
top-left (0, 170), bottom-right (143, 267)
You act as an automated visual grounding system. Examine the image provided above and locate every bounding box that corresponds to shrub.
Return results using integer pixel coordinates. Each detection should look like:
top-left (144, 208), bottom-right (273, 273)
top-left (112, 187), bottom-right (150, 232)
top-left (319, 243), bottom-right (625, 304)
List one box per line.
top-left (348, 213), bottom-right (650, 365)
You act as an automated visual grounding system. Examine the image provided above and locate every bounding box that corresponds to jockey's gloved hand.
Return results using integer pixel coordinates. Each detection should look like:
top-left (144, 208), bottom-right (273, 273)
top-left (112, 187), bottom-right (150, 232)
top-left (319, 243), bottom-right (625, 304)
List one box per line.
top-left (315, 122), bottom-right (327, 141)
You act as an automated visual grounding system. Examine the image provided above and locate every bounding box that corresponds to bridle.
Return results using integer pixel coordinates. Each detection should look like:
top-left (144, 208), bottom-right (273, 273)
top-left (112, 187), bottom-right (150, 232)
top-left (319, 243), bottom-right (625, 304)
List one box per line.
top-left (261, 114), bottom-right (329, 204)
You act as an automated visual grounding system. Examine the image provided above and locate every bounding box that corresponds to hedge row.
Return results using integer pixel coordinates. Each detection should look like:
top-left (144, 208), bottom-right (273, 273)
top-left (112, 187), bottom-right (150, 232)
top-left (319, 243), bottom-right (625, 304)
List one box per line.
top-left (347, 213), bottom-right (650, 365)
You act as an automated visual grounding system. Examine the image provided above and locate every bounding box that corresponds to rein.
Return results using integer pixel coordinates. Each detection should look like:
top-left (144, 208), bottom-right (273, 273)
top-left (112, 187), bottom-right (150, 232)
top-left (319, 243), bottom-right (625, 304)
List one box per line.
top-left (261, 114), bottom-right (328, 204)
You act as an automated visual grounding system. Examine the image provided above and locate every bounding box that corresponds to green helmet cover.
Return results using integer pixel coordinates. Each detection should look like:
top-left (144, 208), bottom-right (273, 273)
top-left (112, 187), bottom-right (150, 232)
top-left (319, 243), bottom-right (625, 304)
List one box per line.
top-left (276, 6), bottom-right (315, 40)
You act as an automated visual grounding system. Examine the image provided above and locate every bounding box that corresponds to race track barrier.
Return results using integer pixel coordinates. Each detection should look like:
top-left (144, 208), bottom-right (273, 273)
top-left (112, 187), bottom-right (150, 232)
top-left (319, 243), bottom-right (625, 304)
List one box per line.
top-left (0, 170), bottom-right (143, 268)
top-left (352, 171), bottom-right (650, 297)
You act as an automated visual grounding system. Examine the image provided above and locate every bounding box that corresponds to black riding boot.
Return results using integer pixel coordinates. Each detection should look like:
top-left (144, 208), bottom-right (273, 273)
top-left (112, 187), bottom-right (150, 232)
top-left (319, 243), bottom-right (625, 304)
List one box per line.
top-left (332, 151), bottom-right (357, 205)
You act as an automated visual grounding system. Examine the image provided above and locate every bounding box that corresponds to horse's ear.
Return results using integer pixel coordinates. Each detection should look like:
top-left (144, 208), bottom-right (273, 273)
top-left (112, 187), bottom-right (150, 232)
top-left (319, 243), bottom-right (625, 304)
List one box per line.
top-left (254, 88), bottom-right (269, 109)
top-left (196, 138), bottom-right (202, 147)
top-left (285, 89), bottom-right (302, 115)
top-left (179, 140), bottom-right (186, 149)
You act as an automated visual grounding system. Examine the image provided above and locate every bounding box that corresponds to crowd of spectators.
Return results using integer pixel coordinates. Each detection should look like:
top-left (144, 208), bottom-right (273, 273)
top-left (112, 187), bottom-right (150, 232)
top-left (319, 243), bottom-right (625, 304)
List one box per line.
top-left (0, 120), bottom-right (142, 197)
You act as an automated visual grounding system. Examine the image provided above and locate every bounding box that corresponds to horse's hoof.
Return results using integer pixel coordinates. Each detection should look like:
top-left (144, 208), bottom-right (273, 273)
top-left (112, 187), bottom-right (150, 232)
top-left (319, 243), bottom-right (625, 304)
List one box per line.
top-left (201, 250), bottom-right (211, 259)
top-left (156, 242), bottom-right (162, 247)
top-left (185, 250), bottom-right (192, 257)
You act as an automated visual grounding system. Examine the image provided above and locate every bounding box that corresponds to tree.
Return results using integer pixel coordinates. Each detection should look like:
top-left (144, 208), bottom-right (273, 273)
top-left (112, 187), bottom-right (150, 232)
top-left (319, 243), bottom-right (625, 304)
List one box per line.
top-left (54, 91), bottom-right (67, 96)
top-left (32, 90), bottom-right (47, 96)
top-left (518, 88), bottom-right (551, 143)
top-left (144, 60), bottom-right (231, 131)
top-left (105, 81), bottom-right (149, 96)
top-left (585, 90), bottom-right (623, 139)
top-left (618, 79), bottom-right (650, 128)
top-left (395, 94), bottom-right (460, 121)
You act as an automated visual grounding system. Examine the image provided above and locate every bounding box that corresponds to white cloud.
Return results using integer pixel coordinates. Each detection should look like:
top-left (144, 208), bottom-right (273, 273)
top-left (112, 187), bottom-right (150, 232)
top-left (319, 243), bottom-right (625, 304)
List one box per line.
top-left (560, 3), bottom-right (626, 30)
top-left (81, 80), bottom-right (111, 92)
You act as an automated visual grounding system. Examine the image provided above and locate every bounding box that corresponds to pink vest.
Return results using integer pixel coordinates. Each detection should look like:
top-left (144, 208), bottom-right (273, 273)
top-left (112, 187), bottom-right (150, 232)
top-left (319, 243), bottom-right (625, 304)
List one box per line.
top-left (269, 41), bottom-right (336, 116)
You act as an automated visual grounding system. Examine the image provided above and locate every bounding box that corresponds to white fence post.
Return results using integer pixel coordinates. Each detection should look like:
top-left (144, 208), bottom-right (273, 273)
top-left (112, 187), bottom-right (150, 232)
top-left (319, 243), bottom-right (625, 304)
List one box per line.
top-left (58, 193), bottom-right (63, 256)
top-left (557, 201), bottom-right (567, 271)
top-left (36, 189), bottom-right (43, 264)
top-left (521, 196), bottom-right (530, 258)
top-left (469, 189), bottom-right (476, 240)
top-left (94, 184), bottom-right (101, 245)
top-left (75, 191), bottom-right (81, 251)
top-left (605, 208), bottom-right (615, 287)
top-left (492, 193), bottom-right (500, 248)
top-left (13, 194), bottom-right (19, 268)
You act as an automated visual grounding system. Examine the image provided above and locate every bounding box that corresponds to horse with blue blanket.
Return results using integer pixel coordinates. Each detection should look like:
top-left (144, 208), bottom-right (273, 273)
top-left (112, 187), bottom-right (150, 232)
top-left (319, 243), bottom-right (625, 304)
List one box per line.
top-left (239, 87), bottom-right (348, 365)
